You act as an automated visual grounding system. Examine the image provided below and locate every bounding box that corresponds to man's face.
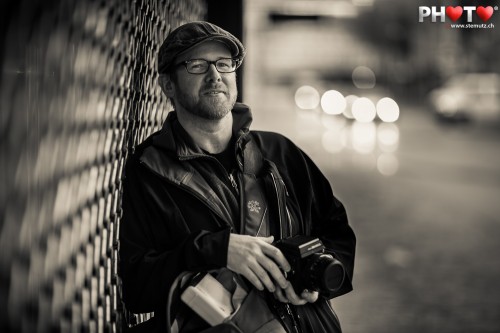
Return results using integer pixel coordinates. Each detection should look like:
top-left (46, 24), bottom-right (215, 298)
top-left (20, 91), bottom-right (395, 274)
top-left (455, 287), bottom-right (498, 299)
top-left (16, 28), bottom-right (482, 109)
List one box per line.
top-left (169, 41), bottom-right (238, 120)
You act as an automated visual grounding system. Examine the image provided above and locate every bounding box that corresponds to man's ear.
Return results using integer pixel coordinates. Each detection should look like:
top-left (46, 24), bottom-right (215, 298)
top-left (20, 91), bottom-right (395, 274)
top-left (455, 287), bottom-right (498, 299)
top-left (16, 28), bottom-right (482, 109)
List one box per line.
top-left (158, 74), bottom-right (175, 98)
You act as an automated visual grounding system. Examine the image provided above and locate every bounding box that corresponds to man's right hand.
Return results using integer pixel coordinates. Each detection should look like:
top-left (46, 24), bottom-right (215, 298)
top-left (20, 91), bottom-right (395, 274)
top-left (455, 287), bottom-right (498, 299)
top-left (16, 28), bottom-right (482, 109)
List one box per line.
top-left (226, 234), bottom-right (291, 293)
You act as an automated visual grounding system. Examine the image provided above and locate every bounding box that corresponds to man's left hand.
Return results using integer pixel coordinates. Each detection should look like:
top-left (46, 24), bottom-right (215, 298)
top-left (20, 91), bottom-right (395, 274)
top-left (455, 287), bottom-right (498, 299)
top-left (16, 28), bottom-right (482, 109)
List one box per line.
top-left (273, 284), bottom-right (319, 305)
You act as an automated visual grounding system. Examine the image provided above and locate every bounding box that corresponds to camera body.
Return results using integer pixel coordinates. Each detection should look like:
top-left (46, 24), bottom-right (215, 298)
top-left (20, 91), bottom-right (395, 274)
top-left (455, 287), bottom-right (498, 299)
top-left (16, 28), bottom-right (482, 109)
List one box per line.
top-left (274, 235), bottom-right (345, 295)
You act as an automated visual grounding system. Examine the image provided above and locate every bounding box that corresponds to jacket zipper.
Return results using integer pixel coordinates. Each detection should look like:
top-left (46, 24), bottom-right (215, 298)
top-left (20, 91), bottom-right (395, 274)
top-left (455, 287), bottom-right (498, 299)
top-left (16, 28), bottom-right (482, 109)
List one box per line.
top-left (178, 153), bottom-right (241, 230)
top-left (181, 153), bottom-right (239, 200)
top-left (228, 173), bottom-right (238, 191)
top-left (285, 304), bottom-right (301, 333)
top-left (180, 154), bottom-right (238, 193)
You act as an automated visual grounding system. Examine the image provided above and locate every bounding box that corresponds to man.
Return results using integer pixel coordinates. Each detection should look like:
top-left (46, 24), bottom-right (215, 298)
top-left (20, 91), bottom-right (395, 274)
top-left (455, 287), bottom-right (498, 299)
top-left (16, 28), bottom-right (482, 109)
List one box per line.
top-left (119, 21), bottom-right (355, 333)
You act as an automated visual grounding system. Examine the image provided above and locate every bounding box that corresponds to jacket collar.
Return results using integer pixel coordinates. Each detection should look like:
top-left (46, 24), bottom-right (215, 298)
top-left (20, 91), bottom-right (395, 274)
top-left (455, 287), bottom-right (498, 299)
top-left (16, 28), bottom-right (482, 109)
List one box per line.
top-left (151, 102), bottom-right (252, 158)
top-left (140, 103), bottom-right (259, 228)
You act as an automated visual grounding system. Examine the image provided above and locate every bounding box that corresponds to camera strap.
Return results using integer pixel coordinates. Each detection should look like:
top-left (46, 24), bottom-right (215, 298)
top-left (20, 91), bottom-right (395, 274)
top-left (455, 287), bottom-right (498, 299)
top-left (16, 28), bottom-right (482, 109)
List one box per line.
top-left (267, 295), bottom-right (301, 333)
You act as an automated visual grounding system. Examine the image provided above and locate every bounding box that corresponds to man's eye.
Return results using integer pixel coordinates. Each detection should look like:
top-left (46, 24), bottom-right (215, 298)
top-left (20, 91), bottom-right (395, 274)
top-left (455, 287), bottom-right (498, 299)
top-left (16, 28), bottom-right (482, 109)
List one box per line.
top-left (218, 60), bottom-right (232, 68)
top-left (188, 61), bottom-right (206, 69)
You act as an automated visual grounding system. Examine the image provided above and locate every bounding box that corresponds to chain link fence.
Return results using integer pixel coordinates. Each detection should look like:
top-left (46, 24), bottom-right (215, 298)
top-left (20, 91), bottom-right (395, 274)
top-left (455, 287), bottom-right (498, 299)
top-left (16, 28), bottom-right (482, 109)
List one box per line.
top-left (0, 0), bottom-right (206, 332)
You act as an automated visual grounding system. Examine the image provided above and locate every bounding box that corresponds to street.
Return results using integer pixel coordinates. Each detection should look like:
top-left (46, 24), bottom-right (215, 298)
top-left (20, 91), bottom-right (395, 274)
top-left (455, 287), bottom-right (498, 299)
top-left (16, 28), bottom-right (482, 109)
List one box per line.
top-left (247, 84), bottom-right (500, 333)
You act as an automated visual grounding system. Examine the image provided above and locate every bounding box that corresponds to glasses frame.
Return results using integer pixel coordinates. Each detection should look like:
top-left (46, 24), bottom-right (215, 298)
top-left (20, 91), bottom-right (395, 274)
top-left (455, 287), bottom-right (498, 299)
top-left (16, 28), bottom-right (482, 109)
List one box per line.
top-left (175, 58), bottom-right (242, 74)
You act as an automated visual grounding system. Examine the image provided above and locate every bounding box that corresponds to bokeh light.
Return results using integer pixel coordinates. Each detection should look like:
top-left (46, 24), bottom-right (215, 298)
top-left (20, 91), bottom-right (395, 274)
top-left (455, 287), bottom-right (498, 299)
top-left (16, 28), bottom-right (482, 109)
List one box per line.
top-left (295, 85), bottom-right (320, 110)
top-left (321, 90), bottom-right (346, 115)
top-left (322, 130), bottom-right (345, 154)
top-left (436, 94), bottom-right (458, 115)
top-left (376, 97), bottom-right (400, 122)
top-left (377, 123), bottom-right (399, 153)
top-left (377, 153), bottom-right (399, 176)
top-left (352, 66), bottom-right (376, 89)
top-left (343, 95), bottom-right (358, 119)
top-left (352, 97), bottom-right (376, 122)
top-left (321, 114), bottom-right (347, 130)
top-left (351, 121), bottom-right (376, 153)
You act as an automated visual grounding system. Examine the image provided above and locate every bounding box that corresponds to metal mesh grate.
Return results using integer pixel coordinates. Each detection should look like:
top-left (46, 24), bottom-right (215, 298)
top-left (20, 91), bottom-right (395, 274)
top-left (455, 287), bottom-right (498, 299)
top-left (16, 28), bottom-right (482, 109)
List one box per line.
top-left (0, 0), bottom-right (206, 332)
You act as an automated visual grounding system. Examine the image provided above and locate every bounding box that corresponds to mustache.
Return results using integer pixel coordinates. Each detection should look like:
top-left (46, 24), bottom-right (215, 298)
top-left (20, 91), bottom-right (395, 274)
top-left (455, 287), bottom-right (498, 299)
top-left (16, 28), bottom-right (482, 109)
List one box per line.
top-left (201, 85), bottom-right (228, 94)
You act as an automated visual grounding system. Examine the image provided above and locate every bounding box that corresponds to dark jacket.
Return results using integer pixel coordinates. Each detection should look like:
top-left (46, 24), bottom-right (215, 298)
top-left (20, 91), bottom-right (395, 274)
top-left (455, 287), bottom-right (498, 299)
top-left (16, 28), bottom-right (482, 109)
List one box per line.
top-left (119, 103), bottom-right (356, 332)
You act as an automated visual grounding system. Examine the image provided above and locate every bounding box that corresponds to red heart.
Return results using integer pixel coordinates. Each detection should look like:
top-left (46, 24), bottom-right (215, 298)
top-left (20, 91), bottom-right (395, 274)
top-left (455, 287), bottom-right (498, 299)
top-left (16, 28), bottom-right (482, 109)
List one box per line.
top-left (476, 6), bottom-right (493, 22)
top-left (446, 6), bottom-right (463, 21)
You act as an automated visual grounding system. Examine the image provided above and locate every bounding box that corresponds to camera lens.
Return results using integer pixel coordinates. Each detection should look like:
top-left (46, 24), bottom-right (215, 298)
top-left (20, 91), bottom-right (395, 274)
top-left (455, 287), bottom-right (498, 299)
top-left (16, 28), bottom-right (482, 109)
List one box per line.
top-left (308, 254), bottom-right (345, 293)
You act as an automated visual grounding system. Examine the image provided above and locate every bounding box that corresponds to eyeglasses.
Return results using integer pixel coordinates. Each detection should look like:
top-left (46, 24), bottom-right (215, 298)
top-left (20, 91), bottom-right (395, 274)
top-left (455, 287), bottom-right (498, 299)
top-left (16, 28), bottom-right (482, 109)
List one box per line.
top-left (175, 58), bottom-right (241, 74)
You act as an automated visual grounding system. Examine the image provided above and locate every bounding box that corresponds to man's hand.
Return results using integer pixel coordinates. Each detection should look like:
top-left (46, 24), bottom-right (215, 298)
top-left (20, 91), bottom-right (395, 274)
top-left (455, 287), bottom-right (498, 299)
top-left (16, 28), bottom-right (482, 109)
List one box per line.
top-left (227, 234), bottom-right (291, 293)
top-left (273, 284), bottom-right (319, 305)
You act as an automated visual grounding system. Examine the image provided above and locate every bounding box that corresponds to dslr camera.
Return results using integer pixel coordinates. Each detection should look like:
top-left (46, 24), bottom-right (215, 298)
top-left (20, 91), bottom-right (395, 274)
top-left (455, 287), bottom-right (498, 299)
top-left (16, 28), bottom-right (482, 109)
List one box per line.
top-left (274, 235), bottom-right (345, 295)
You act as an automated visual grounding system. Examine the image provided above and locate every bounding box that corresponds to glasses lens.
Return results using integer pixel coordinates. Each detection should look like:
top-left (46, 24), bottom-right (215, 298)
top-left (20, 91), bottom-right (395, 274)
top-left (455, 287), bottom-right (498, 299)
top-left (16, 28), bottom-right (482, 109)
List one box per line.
top-left (216, 59), bottom-right (236, 73)
top-left (186, 60), bottom-right (208, 74)
top-left (184, 59), bottom-right (238, 74)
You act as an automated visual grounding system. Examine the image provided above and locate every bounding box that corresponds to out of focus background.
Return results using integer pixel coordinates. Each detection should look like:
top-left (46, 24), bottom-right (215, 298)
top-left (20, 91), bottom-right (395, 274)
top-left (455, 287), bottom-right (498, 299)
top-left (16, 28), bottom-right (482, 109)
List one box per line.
top-left (1, 0), bottom-right (499, 332)
top-left (243, 1), bottom-right (500, 333)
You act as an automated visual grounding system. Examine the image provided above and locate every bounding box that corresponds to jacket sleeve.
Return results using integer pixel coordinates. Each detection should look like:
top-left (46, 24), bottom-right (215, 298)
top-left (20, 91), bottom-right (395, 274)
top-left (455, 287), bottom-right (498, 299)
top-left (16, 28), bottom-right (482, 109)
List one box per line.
top-left (299, 150), bottom-right (356, 299)
top-left (119, 155), bottom-right (230, 314)
top-left (273, 136), bottom-right (356, 299)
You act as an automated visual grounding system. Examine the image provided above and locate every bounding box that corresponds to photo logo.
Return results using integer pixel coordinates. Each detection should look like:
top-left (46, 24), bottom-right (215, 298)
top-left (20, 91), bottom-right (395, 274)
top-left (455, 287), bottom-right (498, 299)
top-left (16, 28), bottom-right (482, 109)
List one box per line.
top-left (419, 5), bottom-right (497, 23)
top-left (476, 6), bottom-right (494, 21)
top-left (446, 6), bottom-right (463, 22)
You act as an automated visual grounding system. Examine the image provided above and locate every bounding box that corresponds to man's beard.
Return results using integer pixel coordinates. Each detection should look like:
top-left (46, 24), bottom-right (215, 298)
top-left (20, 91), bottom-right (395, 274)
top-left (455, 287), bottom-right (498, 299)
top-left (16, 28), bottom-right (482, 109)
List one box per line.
top-left (176, 86), bottom-right (237, 120)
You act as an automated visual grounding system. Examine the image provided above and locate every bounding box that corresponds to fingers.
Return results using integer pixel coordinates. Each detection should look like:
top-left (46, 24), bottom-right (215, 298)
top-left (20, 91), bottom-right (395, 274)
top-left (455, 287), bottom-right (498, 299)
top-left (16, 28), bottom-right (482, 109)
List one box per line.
top-left (240, 267), bottom-right (264, 291)
top-left (282, 284), bottom-right (307, 305)
top-left (227, 235), bottom-right (319, 305)
top-left (250, 261), bottom-right (277, 292)
top-left (227, 234), bottom-right (289, 292)
top-left (259, 256), bottom-right (289, 289)
top-left (274, 286), bottom-right (289, 303)
top-left (274, 285), bottom-right (319, 305)
top-left (260, 240), bottom-right (291, 273)
top-left (300, 289), bottom-right (319, 303)
top-left (261, 236), bottom-right (274, 244)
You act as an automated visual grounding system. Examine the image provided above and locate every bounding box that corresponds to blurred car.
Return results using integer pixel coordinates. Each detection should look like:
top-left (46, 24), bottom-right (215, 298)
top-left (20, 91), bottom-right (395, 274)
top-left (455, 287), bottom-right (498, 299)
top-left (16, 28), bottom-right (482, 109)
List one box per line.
top-left (429, 73), bottom-right (500, 123)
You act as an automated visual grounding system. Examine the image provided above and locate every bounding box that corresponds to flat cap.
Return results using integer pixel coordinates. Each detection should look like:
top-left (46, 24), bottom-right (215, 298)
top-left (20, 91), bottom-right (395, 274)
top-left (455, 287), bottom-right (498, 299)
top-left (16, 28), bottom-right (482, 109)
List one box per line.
top-left (158, 21), bottom-right (246, 74)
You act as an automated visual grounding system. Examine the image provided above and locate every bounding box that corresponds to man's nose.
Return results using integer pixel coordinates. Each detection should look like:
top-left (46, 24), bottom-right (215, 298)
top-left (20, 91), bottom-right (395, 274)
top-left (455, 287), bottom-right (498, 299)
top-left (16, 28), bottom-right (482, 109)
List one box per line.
top-left (205, 63), bottom-right (222, 82)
